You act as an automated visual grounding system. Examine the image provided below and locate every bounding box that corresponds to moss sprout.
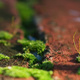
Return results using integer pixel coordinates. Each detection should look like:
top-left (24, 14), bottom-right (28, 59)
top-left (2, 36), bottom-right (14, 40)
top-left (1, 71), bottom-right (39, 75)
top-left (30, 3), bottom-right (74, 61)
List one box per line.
top-left (0, 31), bottom-right (13, 40)
top-left (13, 51), bottom-right (38, 66)
top-left (77, 67), bottom-right (80, 75)
top-left (32, 60), bottom-right (54, 71)
top-left (0, 53), bottom-right (10, 60)
top-left (0, 40), bottom-right (10, 46)
top-left (17, 39), bottom-right (46, 56)
top-left (76, 55), bottom-right (80, 62)
top-left (0, 66), bottom-right (53, 80)
top-left (16, 2), bottom-right (34, 23)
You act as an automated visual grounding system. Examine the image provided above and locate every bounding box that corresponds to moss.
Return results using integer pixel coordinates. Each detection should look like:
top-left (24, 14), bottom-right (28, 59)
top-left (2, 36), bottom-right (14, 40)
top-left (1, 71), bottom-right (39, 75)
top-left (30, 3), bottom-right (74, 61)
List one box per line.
top-left (0, 40), bottom-right (10, 46)
top-left (0, 66), bottom-right (31, 78)
top-left (0, 53), bottom-right (10, 60)
top-left (16, 2), bottom-right (34, 23)
top-left (77, 68), bottom-right (80, 75)
top-left (0, 31), bottom-right (13, 40)
top-left (0, 1), bottom-right (4, 8)
top-left (32, 60), bottom-right (54, 71)
top-left (76, 55), bottom-right (80, 62)
top-left (0, 66), bottom-right (53, 80)
top-left (13, 51), bottom-right (38, 66)
top-left (0, 67), bottom-right (3, 74)
top-left (18, 39), bottom-right (46, 56)
top-left (41, 60), bottom-right (53, 71)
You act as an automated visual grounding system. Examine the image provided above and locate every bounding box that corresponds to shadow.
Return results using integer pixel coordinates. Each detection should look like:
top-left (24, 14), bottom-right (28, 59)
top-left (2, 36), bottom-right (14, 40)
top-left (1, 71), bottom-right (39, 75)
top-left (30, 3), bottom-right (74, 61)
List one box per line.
top-left (11, 44), bottom-right (23, 52)
top-left (54, 64), bottom-right (80, 73)
top-left (69, 53), bottom-right (79, 62)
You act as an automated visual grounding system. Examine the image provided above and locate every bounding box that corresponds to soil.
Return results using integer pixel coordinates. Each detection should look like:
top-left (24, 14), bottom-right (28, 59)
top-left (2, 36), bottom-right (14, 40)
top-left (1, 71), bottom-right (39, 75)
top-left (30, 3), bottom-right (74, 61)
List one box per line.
top-left (35, 0), bottom-right (80, 80)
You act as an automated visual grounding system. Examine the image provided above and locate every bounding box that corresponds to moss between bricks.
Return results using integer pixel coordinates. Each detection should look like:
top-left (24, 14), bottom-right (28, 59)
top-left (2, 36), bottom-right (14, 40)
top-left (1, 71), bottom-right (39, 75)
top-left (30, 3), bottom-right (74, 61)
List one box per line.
top-left (32, 60), bottom-right (54, 71)
top-left (0, 31), bottom-right (13, 46)
top-left (17, 39), bottom-right (46, 56)
top-left (0, 53), bottom-right (10, 60)
top-left (13, 51), bottom-right (38, 66)
top-left (0, 31), bottom-right (13, 40)
top-left (0, 66), bottom-right (53, 80)
top-left (76, 55), bottom-right (80, 63)
top-left (77, 67), bottom-right (80, 75)
top-left (0, 40), bottom-right (10, 46)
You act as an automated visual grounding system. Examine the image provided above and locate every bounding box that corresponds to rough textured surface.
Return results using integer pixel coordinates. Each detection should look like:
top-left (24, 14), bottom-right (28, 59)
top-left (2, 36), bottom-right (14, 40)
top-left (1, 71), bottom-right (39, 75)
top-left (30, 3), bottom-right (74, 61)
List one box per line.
top-left (35, 0), bottom-right (80, 80)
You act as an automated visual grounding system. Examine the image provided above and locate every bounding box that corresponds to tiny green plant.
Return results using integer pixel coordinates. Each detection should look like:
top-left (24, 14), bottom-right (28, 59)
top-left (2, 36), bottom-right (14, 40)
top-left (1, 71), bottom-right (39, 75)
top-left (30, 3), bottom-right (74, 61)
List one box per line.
top-left (0, 31), bottom-right (13, 40)
top-left (16, 2), bottom-right (34, 23)
top-left (13, 50), bottom-right (38, 66)
top-left (73, 32), bottom-right (80, 62)
top-left (0, 40), bottom-right (10, 46)
top-left (77, 67), bottom-right (80, 75)
top-left (0, 53), bottom-right (10, 60)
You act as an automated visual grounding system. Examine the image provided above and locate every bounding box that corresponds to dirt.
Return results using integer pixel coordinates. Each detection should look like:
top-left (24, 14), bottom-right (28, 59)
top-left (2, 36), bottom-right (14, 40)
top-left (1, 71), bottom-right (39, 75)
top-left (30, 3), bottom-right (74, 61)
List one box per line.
top-left (34, 0), bottom-right (80, 80)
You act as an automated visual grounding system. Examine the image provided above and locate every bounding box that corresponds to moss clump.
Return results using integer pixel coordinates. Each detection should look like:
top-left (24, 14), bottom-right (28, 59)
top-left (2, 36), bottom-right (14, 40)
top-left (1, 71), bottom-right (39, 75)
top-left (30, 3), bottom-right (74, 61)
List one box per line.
top-left (0, 53), bottom-right (10, 60)
top-left (0, 66), bottom-right (53, 80)
top-left (0, 66), bottom-right (30, 78)
top-left (18, 39), bottom-right (46, 56)
top-left (0, 1), bottom-right (4, 8)
top-left (0, 40), bottom-right (10, 46)
top-left (76, 55), bottom-right (80, 62)
top-left (0, 67), bottom-right (3, 74)
top-left (0, 31), bottom-right (13, 40)
top-left (13, 52), bottom-right (38, 66)
top-left (16, 2), bottom-right (34, 23)
top-left (77, 68), bottom-right (80, 75)
top-left (32, 60), bottom-right (53, 71)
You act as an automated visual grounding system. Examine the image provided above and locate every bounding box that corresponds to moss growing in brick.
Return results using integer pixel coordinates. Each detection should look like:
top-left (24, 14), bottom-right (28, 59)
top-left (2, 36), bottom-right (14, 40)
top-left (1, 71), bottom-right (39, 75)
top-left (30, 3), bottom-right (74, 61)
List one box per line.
top-left (0, 40), bottom-right (10, 46)
top-left (0, 1), bottom-right (4, 8)
top-left (0, 66), bottom-right (53, 80)
top-left (17, 39), bottom-right (46, 56)
top-left (0, 66), bottom-right (31, 78)
top-left (0, 31), bottom-right (13, 40)
top-left (76, 55), bottom-right (80, 62)
top-left (32, 60), bottom-right (53, 71)
top-left (0, 53), bottom-right (10, 60)
top-left (77, 67), bottom-right (80, 75)
top-left (0, 67), bottom-right (3, 74)
top-left (13, 52), bottom-right (38, 66)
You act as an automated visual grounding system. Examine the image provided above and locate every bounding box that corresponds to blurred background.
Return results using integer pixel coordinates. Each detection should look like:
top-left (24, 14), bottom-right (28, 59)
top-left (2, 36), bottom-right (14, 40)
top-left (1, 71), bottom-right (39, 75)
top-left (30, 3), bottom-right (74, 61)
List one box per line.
top-left (0, 0), bottom-right (41, 40)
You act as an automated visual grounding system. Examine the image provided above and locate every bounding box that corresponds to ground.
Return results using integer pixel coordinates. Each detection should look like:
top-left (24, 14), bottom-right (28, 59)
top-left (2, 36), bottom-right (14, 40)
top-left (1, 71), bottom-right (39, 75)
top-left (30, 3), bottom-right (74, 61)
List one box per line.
top-left (0, 0), bottom-right (80, 80)
top-left (35, 0), bottom-right (80, 80)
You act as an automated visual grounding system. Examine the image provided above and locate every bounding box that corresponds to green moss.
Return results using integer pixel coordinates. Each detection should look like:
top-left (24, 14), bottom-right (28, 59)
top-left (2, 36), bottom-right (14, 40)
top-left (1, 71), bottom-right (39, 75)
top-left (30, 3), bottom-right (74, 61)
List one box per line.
top-left (18, 39), bottom-right (46, 56)
top-left (0, 67), bottom-right (3, 74)
top-left (0, 1), bottom-right (4, 8)
top-left (0, 66), bottom-right (53, 80)
top-left (32, 60), bottom-right (54, 71)
top-left (0, 53), bottom-right (10, 60)
top-left (41, 60), bottom-right (53, 71)
top-left (0, 40), bottom-right (10, 46)
top-left (16, 2), bottom-right (34, 23)
top-left (76, 55), bottom-right (80, 62)
top-left (77, 68), bottom-right (80, 75)
top-left (0, 66), bottom-right (31, 78)
top-left (0, 31), bottom-right (13, 40)
top-left (13, 52), bottom-right (38, 66)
